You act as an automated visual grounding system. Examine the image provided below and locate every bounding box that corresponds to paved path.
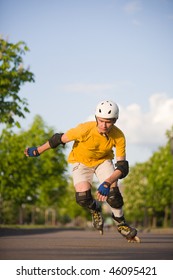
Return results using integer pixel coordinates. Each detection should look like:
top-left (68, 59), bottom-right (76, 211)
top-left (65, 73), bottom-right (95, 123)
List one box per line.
top-left (0, 228), bottom-right (173, 260)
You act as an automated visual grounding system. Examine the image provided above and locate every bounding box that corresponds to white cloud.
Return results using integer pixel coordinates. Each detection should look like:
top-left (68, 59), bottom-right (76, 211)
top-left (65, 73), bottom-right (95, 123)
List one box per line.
top-left (60, 83), bottom-right (114, 93)
top-left (59, 81), bottom-right (135, 95)
top-left (132, 19), bottom-right (141, 26)
top-left (118, 93), bottom-right (173, 145)
top-left (123, 0), bottom-right (142, 14)
top-left (87, 93), bottom-right (173, 146)
top-left (86, 93), bottom-right (173, 164)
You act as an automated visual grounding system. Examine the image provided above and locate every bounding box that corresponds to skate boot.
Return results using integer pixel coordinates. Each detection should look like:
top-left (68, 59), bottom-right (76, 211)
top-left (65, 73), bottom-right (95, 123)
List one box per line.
top-left (112, 214), bottom-right (140, 243)
top-left (90, 204), bottom-right (104, 235)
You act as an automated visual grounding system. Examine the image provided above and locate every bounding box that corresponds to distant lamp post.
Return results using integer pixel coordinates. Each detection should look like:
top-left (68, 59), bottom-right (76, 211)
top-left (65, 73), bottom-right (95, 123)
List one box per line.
top-left (170, 131), bottom-right (173, 227)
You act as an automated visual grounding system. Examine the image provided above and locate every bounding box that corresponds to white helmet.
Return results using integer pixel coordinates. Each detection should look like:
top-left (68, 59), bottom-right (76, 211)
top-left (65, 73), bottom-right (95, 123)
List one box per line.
top-left (95, 100), bottom-right (119, 119)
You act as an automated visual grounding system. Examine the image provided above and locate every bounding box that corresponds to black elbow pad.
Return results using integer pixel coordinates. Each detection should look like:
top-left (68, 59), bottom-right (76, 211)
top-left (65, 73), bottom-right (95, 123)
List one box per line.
top-left (115, 160), bottom-right (129, 179)
top-left (49, 133), bottom-right (64, 148)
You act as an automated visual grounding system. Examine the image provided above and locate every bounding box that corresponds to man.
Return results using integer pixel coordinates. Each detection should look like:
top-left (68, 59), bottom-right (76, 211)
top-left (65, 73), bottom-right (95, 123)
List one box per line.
top-left (24, 100), bottom-right (140, 242)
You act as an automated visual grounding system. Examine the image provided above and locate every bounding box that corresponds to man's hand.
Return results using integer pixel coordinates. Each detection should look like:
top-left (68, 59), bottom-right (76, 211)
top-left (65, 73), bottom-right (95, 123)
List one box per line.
top-left (97, 181), bottom-right (111, 201)
top-left (24, 147), bottom-right (40, 157)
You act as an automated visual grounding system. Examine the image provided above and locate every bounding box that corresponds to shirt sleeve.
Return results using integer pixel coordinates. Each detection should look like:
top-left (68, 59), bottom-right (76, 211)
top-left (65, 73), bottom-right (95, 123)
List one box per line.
top-left (65, 123), bottom-right (90, 141)
top-left (114, 128), bottom-right (126, 158)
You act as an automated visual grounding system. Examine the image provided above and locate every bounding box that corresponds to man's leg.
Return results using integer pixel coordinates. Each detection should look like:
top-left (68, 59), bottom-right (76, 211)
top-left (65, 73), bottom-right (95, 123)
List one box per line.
top-left (72, 163), bottom-right (104, 233)
top-left (95, 160), bottom-right (138, 240)
top-left (75, 188), bottom-right (104, 233)
top-left (106, 187), bottom-right (137, 240)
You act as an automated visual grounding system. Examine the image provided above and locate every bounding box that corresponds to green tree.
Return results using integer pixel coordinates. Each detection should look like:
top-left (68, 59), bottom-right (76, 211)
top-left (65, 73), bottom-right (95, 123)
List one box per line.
top-left (147, 143), bottom-right (173, 227)
top-left (0, 115), bottom-right (68, 224)
top-left (0, 37), bottom-right (34, 128)
top-left (123, 163), bottom-right (148, 226)
top-left (123, 130), bottom-right (173, 228)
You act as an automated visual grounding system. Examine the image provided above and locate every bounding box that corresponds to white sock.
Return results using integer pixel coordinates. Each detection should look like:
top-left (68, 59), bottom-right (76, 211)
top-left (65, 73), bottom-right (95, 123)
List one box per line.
top-left (111, 207), bottom-right (123, 218)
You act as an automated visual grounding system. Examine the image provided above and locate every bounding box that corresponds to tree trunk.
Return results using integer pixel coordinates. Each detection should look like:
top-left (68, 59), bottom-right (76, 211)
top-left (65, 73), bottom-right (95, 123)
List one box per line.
top-left (163, 206), bottom-right (169, 228)
top-left (19, 205), bottom-right (24, 224)
top-left (152, 215), bottom-right (157, 228)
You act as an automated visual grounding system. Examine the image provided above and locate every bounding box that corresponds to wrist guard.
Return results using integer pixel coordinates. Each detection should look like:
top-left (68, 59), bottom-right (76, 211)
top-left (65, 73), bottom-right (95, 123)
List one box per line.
top-left (27, 147), bottom-right (40, 157)
top-left (115, 160), bottom-right (129, 178)
top-left (49, 133), bottom-right (64, 148)
top-left (98, 181), bottom-right (111, 196)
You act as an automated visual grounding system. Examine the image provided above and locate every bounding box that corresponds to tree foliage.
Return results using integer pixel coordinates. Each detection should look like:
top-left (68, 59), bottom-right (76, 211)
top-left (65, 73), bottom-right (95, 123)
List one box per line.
top-left (0, 37), bottom-right (35, 128)
top-left (123, 127), bottom-right (173, 228)
top-left (0, 116), bottom-right (69, 223)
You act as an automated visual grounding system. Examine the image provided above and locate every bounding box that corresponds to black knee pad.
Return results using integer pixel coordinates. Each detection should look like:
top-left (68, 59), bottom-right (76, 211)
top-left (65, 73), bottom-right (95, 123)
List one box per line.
top-left (75, 190), bottom-right (96, 210)
top-left (106, 187), bottom-right (124, 208)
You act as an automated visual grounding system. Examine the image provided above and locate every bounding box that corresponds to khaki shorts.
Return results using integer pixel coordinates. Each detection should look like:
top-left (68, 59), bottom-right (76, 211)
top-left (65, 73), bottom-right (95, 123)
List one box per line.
top-left (72, 160), bottom-right (115, 186)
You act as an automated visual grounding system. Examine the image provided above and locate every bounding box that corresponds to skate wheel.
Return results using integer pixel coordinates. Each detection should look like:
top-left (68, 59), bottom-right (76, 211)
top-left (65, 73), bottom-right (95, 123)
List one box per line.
top-left (127, 236), bottom-right (141, 243)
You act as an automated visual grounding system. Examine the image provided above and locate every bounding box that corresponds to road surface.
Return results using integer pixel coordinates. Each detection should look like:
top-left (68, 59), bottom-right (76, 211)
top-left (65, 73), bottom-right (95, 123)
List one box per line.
top-left (0, 227), bottom-right (173, 260)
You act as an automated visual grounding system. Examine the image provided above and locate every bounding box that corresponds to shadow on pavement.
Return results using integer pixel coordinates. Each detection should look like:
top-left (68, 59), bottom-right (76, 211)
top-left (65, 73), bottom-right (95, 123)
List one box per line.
top-left (0, 227), bottom-right (84, 237)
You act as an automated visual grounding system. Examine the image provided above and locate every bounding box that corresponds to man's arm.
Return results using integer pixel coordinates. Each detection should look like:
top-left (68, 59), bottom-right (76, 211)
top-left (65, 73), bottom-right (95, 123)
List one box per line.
top-left (104, 156), bottom-right (128, 184)
top-left (97, 156), bottom-right (129, 201)
top-left (24, 133), bottom-right (70, 157)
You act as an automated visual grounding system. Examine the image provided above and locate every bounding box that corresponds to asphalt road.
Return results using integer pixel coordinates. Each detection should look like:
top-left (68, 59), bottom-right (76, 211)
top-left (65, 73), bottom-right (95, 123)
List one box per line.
top-left (0, 227), bottom-right (173, 260)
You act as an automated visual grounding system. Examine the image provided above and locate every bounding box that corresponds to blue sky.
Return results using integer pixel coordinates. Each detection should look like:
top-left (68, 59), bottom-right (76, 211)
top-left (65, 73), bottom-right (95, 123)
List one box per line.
top-left (1, 0), bottom-right (173, 166)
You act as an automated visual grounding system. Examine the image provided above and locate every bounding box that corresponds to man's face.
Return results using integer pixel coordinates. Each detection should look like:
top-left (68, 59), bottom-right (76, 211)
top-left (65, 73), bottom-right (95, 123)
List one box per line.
top-left (96, 117), bottom-right (115, 134)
